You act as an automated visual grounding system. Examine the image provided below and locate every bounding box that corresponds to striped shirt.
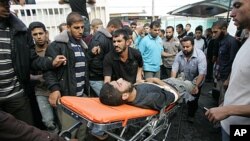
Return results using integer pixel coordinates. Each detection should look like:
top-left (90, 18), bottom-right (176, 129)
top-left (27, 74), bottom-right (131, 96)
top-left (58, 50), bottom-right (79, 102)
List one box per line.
top-left (69, 37), bottom-right (86, 96)
top-left (0, 27), bottom-right (24, 100)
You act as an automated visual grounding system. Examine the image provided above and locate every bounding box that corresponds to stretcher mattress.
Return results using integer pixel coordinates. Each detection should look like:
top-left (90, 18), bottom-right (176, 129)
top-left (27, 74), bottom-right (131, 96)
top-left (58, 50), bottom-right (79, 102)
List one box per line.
top-left (60, 96), bottom-right (175, 126)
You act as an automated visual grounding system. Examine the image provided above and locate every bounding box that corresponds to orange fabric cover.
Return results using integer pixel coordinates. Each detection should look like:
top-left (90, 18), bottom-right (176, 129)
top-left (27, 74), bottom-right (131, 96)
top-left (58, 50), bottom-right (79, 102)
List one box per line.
top-left (60, 96), bottom-right (159, 125)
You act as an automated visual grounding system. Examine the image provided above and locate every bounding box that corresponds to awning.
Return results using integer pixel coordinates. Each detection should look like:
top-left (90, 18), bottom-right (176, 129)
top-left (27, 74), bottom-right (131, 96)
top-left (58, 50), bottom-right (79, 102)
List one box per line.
top-left (167, 0), bottom-right (231, 18)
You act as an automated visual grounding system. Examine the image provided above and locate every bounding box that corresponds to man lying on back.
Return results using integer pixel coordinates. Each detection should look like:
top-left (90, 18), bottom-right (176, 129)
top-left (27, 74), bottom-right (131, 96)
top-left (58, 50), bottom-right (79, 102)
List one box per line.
top-left (99, 77), bottom-right (195, 111)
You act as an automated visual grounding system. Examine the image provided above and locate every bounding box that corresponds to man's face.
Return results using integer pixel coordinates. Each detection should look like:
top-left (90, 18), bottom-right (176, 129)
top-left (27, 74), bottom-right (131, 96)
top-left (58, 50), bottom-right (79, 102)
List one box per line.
top-left (113, 34), bottom-right (128, 54)
top-left (130, 25), bottom-right (136, 31)
top-left (185, 25), bottom-right (191, 31)
top-left (0, 1), bottom-right (10, 19)
top-left (195, 30), bottom-right (202, 40)
top-left (176, 27), bottom-right (182, 34)
top-left (31, 28), bottom-right (47, 47)
top-left (166, 28), bottom-right (174, 40)
top-left (150, 25), bottom-right (160, 38)
top-left (68, 21), bottom-right (84, 40)
top-left (212, 26), bottom-right (224, 40)
top-left (181, 41), bottom-right (194, 57)
top-left (144, 26), bottom-right (150, 34)
top-left (110, 78), bottom-right (133, 93)
top-left (230, 0), bottom-right (250, 29)
top-left (92, 24), bottom-right (102, 34)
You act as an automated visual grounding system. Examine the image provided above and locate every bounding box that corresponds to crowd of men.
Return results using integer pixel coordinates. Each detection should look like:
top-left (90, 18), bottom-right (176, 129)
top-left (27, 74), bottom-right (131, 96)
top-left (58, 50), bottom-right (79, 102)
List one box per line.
top-left (1, 0), bottom-right (250, 141)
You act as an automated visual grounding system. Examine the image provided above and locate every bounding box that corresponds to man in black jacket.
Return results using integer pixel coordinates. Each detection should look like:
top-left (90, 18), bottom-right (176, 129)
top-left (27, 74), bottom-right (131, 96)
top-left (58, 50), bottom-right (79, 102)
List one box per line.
top-left (0, 0), bottom-right (66, 125)
top-left (88, 18), bottom-right (122, 96)
top-left (44, 12), bottom-right (88, 140)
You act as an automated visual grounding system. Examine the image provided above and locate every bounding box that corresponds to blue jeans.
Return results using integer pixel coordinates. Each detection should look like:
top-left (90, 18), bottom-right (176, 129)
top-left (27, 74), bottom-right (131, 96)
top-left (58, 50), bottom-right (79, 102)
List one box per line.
top-left (36, 95), bottom-right (57, 130)
top-left (222, 128), bottom-right (230, 141)
top-left (89, 80), bottom-right (104, 96)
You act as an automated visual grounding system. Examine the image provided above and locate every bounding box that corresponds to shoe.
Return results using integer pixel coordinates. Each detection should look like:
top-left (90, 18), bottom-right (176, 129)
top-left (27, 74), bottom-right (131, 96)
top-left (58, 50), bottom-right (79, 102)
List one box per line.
top-left (91, 133), bottom-right (109, 140)
top-left (187, 117), bottom-right (195, 123)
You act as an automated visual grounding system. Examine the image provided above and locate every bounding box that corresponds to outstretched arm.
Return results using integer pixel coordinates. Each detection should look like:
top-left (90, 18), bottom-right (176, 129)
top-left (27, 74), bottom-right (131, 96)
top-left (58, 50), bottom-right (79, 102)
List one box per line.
top-left (0, 111), bottom-right (65, 141)
top-left (205, 105), bottom-right (250, 123)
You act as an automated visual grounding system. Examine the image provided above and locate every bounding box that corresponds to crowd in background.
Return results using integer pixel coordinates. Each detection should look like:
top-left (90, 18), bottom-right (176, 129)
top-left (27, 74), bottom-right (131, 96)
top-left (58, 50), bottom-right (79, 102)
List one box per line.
top-left (1, 0), bottom-right (250, 141)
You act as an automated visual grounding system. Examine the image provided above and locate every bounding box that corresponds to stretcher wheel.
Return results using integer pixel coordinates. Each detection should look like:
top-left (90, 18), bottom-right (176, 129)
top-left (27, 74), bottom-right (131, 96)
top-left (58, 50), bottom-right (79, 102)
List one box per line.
top-left (59, 131), bottom-right (71, 141)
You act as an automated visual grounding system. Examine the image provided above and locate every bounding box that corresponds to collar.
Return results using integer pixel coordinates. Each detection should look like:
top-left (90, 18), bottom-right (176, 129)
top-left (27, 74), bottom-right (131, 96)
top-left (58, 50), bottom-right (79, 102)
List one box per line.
top-left (35, 44), bottom-right (48, 53)
top-left (3, 13), bottom-right (27, 32)
top-left (148, 33), bottom-right (160, 40)
top-left (68, 33), bottom-right (81, 45)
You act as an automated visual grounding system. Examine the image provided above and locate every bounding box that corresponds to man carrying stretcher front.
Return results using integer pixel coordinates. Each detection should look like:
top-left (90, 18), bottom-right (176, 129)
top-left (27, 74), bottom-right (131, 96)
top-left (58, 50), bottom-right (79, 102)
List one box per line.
top-left (100, 77), bottom-right (195, 111)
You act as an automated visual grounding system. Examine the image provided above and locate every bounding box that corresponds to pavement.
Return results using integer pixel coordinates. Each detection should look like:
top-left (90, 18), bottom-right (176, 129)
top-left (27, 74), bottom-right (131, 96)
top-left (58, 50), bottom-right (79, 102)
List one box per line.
top-left (165, 81), bottom-right (221, 141)
top-left (85, 81), bottom-right (222, 141)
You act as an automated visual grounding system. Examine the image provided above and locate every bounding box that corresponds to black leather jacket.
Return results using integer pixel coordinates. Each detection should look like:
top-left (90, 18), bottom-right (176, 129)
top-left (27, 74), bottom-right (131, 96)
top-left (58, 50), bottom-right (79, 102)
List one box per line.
top-left (87, 27), bottom-right (113, 80)
top-left (44, 31), bottom-right (89, 96)
top-left (0, 14), bottom-right (53, 98)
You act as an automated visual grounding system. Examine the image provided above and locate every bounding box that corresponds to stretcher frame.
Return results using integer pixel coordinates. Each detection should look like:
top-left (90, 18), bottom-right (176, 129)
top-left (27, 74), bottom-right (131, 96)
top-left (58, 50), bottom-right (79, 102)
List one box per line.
top-left (59, 97), bottom-right (181, 141)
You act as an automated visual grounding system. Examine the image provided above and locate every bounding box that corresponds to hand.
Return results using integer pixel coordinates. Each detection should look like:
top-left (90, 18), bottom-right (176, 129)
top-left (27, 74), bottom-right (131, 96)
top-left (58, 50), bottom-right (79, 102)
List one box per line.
top-left (58, 0), bottom-right (65, 4)
top-left (87, 0), bottom-right (96, 5)
top-left (69, 139), bottom-right (78, 141)
top-left (191, 86), bottom-right (199, 94)
top-left (91, 46), bottom-right (101, 55)
top-left (135, 79), bottom-right (145, 84)
top-left (205, 107), bottom-right (230, 123)
top-left (19, 0), bottom-right (26, 6)
top-left (49, 91), bottom-right (61, 107)
top-left (145, 78), bottom-right (155, 83)
top-left (52, 55), bottom-right (67, 68)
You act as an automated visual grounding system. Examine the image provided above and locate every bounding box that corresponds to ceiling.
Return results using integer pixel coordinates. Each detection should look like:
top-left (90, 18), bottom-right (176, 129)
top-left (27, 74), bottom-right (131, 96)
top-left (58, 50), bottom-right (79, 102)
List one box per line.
top-left (167, 0), bottom-right (232, 18)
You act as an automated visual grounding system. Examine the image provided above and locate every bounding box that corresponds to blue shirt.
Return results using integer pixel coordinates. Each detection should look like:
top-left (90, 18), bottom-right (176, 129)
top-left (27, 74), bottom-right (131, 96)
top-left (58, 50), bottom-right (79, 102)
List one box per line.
top-left (172, 47), bottom-right (207, 81)
top-left (138, 34), bottom-right (163, 72)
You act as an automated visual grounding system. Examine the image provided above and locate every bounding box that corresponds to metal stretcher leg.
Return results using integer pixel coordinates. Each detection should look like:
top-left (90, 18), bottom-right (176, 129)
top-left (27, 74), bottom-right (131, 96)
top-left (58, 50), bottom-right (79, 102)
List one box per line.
top-left (59, 122), bottom-right (82, 140)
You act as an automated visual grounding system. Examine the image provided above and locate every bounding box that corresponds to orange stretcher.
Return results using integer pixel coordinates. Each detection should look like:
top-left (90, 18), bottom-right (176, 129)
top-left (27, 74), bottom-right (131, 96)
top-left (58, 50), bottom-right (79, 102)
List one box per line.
top-left (59, 96), bottom-right (180, 141)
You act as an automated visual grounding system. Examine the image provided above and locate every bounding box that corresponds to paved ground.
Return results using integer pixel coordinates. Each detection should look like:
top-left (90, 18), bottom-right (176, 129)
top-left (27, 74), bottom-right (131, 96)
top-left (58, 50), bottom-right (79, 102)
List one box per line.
top-left (85, 82), bottom-right (222, 141)
top-left (165, 82), bottom-right (221, 141)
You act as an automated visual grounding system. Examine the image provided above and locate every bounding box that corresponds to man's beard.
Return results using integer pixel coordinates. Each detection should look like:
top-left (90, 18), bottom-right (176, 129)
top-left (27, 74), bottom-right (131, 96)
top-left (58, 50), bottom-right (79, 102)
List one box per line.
top-left (218, 32), bottom-right (225, 40)
top-left (115, 46), bottom-right (126, 54)
top-left (183, 48), bottom-right (194, 57)
top-left (122, 83), bottom-right (134, 93)
top-left (166, 35), bottom-right (173, 40)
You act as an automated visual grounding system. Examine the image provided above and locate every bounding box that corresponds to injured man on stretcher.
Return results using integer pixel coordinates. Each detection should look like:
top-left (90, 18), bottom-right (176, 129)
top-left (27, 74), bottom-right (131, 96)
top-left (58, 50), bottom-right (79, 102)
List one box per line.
top-left (99, 77), bottom-right (196, 111)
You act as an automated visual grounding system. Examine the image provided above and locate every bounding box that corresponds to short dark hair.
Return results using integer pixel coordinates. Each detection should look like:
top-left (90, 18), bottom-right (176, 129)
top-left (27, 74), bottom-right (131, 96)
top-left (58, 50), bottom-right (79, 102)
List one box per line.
top-left (150, 20), bottom-right (161, 29)
top-left (212, 20), bottom-right (228, 29)
top-left (66, 12), bottom-right (84, 26)
top-left (206, 28), bottom-right (212, 33)
top-left (58, 23), bottom-right (67, 32)
top-left (29, 21), bottom-right (46, 32)
top-left (99, 83), bottom-right (125, 106)
top-left (123, 25), bottom-right (133, 36)
top-left (107, 18), bottom-right (123, 28)
top-left (180, 36), bottom-right (194, 46)
top-left (176, 24), bottom-right (184, 30)
top-left (143, 23), bottom-right (150, 28)
top-left (160, 29), bottom-right (165, 34)
top-left (113, 28), bottom-right (130, 40)
top-left (130, 22), bottom-right (137, 27)
top-left (186, 23), bottom-right (191, 27)
top-left (195, 25), bottom-right (203, 32)
top-left (166, 26), bottom-right (174, 31)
